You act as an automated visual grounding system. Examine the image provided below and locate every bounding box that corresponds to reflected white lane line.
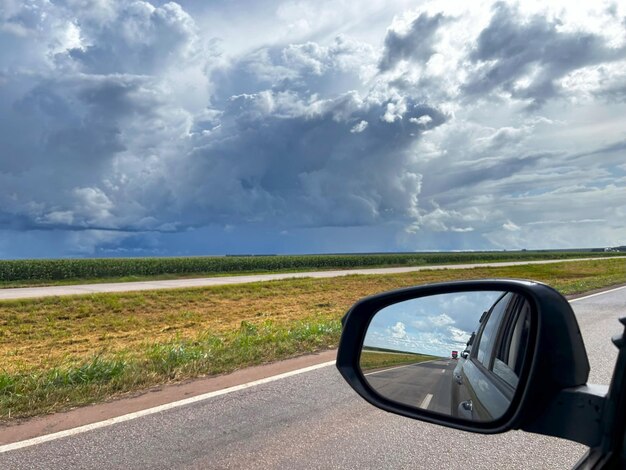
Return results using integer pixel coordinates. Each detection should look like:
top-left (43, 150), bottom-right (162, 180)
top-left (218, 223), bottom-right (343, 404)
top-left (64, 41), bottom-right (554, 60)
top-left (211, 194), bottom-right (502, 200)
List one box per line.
top-left (363, 359), bottom-right (438, 377)
top-left (420, 394), bottom-right (434, 409)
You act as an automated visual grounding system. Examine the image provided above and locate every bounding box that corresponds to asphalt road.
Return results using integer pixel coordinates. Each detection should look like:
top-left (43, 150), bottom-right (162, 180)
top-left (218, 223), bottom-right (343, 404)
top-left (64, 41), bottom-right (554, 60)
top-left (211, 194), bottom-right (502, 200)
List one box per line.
top-left (365, 359), bottom-right (455, 414)
top-left (2, 285), bottom-right (625, 469)
top-left (1, 256), bottom-right (623, 300)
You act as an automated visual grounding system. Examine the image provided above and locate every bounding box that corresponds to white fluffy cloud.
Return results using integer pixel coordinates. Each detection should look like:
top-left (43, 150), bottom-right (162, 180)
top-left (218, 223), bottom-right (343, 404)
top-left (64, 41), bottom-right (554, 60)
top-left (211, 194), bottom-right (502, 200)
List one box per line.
top-left (364, 291), bottom-right (502, 356)
top-left (390, 321), bottom-right (407, 340)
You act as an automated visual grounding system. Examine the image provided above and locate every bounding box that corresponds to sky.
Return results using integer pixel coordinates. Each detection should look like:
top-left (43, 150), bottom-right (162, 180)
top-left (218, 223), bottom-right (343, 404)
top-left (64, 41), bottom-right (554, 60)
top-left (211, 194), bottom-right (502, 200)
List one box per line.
top-left (363, 291), bottom-right (503, 357)
top-left (0, 0), bottom-right (625, 258)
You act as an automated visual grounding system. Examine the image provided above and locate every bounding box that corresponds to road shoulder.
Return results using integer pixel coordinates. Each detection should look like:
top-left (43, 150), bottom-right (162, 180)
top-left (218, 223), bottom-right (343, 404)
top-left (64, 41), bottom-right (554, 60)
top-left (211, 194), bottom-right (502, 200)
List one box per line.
top-left (0, 349), bottom-right (337, 445)
top-left (4, 282), bottom-right (625, 446)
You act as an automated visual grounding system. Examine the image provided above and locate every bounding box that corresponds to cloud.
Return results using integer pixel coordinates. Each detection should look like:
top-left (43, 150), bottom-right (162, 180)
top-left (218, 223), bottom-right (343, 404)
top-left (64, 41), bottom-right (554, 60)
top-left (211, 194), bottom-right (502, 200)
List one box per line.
top-left (0, 0), bottom-right (451, 248)
top-left (170, 88), bottom-right (447, 229)
top-left (428, 313), bottom-right (454, 327)
top-left (379, 11), bottom-right (448, 71)
top-left (350, 120), bottom-right (368, 133)
top-left (67, 2), bottom-right (199, 75)
top-left (463, 2), bottom-right (626, 108)
top-left (449, 326), bottom-right (471, 344)
top-left (363, 291), bottom-right (500, 356)
top-left (390, 321), bottom-right (407, 339)
top-left (211, 35), bottom-right (377, 102)
top-left (1, 0), bottom-right (625, 257)
top-left (503, 220), bottom-right (520, 232)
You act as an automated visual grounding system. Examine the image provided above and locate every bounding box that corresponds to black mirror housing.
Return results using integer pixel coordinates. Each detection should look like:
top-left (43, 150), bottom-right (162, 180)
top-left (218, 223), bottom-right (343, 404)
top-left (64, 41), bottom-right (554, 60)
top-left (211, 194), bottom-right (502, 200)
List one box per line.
top-left (336, 279), bottom-right (590, 434)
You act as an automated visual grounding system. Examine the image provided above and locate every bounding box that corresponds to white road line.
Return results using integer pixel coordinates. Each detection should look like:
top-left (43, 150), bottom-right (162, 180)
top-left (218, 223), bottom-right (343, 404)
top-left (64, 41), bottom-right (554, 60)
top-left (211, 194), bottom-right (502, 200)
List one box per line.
top-left (569, 284), bottom-right (626, 303)
top-left (363, 363), bottom-right (416, 376)
top-left (441, 369), bottom-right (446, 374)
top-left (363, 359), bottom-right (438, 377)
top-left (0, 360), bottom-right (336, 454)
top-left (420, 394), bottom-right (434, 409)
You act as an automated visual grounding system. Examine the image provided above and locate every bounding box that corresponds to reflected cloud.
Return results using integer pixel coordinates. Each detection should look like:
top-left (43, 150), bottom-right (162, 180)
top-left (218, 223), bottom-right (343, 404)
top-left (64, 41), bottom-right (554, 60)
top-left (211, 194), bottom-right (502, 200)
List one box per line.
top-left (364, 291), bottom-right (502, 356)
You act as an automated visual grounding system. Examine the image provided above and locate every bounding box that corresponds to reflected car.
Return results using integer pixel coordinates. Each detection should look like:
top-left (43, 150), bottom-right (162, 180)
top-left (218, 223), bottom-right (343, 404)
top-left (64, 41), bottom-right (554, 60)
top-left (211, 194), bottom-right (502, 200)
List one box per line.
top-left (451, 292), bottom-right (531, 420)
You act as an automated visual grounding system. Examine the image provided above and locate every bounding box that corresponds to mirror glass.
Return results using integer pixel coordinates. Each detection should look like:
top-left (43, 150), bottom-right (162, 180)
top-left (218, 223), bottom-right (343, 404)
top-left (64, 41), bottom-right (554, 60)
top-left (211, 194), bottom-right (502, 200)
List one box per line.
top-left (360, 290), bottom-right (532, 422)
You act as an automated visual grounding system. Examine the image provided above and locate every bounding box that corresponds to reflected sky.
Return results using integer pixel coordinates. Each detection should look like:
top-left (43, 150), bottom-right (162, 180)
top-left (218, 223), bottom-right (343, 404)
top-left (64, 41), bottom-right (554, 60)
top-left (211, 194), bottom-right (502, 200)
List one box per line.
top-left (363, 291), bottom-right (504, 357)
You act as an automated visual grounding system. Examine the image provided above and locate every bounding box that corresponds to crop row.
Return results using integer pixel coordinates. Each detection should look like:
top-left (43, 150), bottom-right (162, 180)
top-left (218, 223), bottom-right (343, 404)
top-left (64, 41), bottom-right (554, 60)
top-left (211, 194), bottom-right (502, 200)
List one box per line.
top-left (0, 251), bottom-right (618, 282)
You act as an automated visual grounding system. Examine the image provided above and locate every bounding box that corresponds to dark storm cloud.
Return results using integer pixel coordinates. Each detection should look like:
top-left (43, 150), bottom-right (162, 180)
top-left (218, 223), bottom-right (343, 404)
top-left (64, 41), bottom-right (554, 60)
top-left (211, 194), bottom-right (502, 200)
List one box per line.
top-left (1, 76), bottom-right (134, 178)
top-left (0, 0), bottom-right (447, 239)
top-left (379, 12), bottom-right (448, 71)
top-left (175, 90), bottom-right (447, 228)
top-left (0, 69), bottom-right (176, 232)
top-left (5, 73), bottom-right (160, 173)
top-left (463, 2), bottom-right (626, 107)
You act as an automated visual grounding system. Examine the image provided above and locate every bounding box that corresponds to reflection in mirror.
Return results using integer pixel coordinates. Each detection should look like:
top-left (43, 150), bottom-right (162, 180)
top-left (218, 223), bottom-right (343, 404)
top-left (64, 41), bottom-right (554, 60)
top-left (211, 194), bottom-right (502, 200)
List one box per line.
top-left (359, 290), bottom-right (532, 423)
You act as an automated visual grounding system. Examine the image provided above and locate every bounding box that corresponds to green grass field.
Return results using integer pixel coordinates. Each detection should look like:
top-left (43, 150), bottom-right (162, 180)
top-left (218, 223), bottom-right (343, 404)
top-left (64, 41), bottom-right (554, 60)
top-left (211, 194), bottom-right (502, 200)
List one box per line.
top-left (1, 257), bottom-right (625, 422)
top-left (0, 251), bottom-right (620, 288)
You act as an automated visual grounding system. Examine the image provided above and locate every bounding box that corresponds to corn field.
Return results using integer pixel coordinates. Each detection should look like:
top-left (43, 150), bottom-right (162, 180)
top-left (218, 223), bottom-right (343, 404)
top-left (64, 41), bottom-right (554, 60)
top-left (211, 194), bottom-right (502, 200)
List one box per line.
top-left (0, 251), bottom-right (617, 282)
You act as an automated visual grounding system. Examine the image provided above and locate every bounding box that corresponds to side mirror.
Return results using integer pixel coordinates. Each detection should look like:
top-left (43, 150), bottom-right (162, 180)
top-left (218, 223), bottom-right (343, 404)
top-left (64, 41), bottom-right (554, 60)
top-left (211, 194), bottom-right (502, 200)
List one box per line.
top-left (337, 280), bottom-right (590, 435)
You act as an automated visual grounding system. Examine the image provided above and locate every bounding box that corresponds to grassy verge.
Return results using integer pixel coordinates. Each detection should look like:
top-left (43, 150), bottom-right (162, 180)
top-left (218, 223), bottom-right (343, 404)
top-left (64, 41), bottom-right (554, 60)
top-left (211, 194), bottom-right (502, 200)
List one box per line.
top-left (359, 350), bottom-right (438, 371)
top-left (1, 257), bottom-right (625, 421)
top-left (0, 318), bottom-right (339, 421)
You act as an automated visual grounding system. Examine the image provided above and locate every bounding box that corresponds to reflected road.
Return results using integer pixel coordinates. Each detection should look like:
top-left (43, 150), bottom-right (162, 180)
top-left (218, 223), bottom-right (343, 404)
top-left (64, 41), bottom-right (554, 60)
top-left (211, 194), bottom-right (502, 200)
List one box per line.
top-left (365, 359), bottom-right (456, 414)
